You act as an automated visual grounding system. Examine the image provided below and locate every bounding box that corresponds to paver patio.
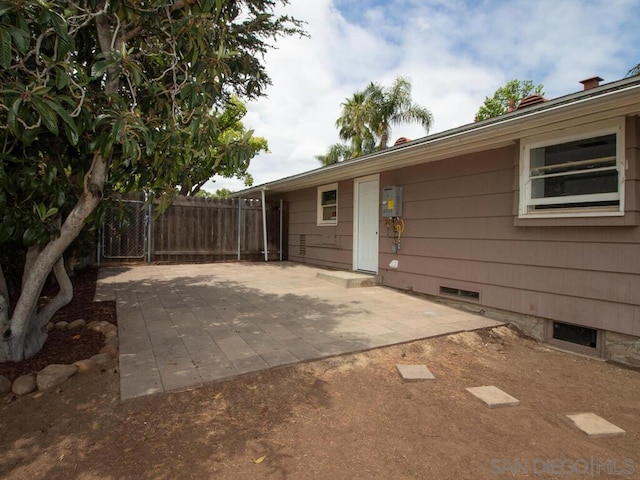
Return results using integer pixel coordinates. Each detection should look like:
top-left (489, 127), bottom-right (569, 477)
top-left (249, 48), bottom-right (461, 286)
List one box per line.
top-left (95, 262), bottom-right (502, 400)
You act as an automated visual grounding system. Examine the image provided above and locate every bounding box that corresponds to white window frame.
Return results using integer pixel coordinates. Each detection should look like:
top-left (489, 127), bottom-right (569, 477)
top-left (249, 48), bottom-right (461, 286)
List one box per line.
top-left (519, 119), bottom-right (625, 218)
top-left (317, 183), bottom-right (338, 226)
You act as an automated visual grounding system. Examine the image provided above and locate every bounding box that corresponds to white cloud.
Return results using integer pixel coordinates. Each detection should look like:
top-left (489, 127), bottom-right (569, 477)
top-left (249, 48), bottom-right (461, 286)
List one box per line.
top-left (205, 0), bottom-right (640, 193)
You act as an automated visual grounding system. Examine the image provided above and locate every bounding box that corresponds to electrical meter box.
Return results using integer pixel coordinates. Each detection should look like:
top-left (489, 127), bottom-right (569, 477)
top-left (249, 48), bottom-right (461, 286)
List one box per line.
top-left (382, 186), bottom-right (403, 217)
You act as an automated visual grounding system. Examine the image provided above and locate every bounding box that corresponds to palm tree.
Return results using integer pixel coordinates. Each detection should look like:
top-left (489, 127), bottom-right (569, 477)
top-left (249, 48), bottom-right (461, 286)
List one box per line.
top-left (335, 92), bottom-right (376, 158)
top-left (365, 76), bottom-right (433, 150)
top-left (316, 76), bottom-right (433, 165)
top-left (315, 143), bottom-right (353, 166)
top-left (627, 63), bottom-right (640, 77)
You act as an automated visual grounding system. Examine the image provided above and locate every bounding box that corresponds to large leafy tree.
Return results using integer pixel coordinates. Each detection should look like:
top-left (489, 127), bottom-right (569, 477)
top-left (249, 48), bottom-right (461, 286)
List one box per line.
top-left (318, 76), bottom-right (433, 165)
top-left (176, 97), bottom-right (268, 196)
top-left (0, 0), bottom-right (303, 362)
top-left (475, 79), bottom-right (544, 121)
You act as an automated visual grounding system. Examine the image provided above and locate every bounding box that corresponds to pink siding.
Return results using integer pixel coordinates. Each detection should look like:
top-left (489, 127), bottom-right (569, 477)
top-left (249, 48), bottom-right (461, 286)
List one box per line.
top-left (379, 134), bottom-right (640, 337)
top-left (277, 117), bottom-right (640, 338)
top-left (284, 180), bottom-right (354, 270)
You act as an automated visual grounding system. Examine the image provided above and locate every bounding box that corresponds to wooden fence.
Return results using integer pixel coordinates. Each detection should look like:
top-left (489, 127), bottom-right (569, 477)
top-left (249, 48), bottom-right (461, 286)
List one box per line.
top-left (100, 194), bottom-right (287, 264)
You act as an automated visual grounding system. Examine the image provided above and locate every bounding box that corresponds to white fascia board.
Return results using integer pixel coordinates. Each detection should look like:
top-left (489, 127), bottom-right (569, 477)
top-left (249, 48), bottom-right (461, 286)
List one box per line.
top-left (234, 80), bottom-right (640, 198)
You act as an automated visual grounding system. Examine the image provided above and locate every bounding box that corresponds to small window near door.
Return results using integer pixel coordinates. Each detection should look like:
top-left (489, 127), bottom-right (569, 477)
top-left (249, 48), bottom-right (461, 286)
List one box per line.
top-left (317, 183), bottom-right (338, 225)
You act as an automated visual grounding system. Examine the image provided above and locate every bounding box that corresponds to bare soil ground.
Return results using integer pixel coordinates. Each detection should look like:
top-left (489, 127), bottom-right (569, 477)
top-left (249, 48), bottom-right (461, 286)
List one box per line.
top-left (1, 270), bottom-right (639, 480)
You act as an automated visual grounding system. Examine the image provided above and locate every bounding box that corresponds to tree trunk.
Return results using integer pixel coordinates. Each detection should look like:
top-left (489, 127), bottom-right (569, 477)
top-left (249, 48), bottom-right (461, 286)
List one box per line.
top-left (0, 266), bottom-right (9, 340)
top-left (0, 294), bottom-right (8, 341)
top-left (35, 256), bottom-right (74, 328)
top-left (0, 264), bottom-right (8, 304)
top-left (0, 153), bottom-right (108, 362)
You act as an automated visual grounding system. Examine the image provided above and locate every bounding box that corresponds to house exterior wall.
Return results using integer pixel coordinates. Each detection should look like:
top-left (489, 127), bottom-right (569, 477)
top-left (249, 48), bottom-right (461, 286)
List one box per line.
top-left (276, 115), bottom-right (640, 363)
top-left (285, 179), bottom-right (354, 270)
top-left (379, 130), bottom-right (640, 340)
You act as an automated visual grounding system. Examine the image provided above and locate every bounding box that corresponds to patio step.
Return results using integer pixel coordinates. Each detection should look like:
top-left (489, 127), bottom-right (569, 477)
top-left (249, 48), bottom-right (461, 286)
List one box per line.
top-left (317, 270), bottom-right (380, 288)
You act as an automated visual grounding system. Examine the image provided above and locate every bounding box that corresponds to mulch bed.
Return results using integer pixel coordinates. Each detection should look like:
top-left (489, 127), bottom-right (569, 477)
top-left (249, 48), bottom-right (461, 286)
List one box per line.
top-left (0, 267), bottom-right (117, 382)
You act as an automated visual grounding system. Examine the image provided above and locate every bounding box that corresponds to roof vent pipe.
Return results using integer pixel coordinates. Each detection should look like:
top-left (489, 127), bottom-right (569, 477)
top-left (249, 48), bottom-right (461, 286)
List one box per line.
top-left (580, 76), bottom-right (603, 90)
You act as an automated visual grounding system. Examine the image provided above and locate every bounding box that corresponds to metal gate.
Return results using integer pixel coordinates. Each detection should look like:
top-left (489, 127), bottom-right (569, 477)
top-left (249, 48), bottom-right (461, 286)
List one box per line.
top-left (100, 199), bottom-right (149, 259)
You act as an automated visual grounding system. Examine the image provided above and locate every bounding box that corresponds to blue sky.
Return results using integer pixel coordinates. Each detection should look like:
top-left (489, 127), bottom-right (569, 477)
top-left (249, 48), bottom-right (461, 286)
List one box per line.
top-left (204, 0), bottom-right (640, 193)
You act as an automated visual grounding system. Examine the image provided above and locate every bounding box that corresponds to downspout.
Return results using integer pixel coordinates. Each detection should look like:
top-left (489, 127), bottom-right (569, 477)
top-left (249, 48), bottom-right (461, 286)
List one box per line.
top-left (261, 188), bottom-right (268, 262)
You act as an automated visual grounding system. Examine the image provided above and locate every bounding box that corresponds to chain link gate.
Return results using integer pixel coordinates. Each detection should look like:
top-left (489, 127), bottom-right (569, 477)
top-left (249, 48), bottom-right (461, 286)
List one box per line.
top-left (100, 198), bottom-right (149, 260)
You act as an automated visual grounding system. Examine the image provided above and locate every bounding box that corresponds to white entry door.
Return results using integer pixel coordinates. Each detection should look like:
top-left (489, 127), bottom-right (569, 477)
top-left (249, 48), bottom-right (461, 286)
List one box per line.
top-left (354, 175), bottom-right (379, 273)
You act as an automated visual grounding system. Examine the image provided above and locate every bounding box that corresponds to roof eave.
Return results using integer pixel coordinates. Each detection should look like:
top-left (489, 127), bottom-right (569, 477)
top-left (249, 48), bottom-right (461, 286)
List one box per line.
top-left (233, 77), bottom-right (640, 198)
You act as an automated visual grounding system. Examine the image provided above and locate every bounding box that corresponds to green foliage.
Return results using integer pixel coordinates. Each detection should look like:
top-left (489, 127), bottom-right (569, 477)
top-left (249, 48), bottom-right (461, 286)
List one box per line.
top-left (0, 0), bottom-right (303, 248)
top-left (475, 79), bottom-right (544, 121)
top-left (319, 76), bottom-right (433, 164)
top-left (626, 63), bottom-right (640, 77)
top-left (315, 143), bottom-right (354, 166)
top-left (195, 188), bottom-right (236, 199)
top-left (174, 97), bottom-right (269, 196)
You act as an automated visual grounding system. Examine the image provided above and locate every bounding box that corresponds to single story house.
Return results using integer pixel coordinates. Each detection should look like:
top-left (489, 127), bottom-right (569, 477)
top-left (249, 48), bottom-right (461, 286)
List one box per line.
top-left (236, 75), bottom-right (640, 366)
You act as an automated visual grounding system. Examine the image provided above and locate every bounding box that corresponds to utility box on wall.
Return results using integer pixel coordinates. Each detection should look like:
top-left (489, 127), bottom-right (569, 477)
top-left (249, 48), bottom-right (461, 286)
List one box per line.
top-left (382, 186), bottom-right (403, 217)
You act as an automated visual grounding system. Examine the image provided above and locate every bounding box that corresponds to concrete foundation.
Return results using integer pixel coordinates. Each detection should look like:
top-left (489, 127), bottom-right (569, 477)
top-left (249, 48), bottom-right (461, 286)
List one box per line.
top-left (420, 293), bottom-right (640, 368)
top-left (605, 332), bottom-right (640, 368)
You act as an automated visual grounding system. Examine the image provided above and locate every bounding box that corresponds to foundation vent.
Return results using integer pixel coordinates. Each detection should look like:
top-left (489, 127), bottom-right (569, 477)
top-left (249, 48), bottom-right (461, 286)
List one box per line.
top-left (439, 286), bottom-right (480, 302)
top-left (552, 321), bottom-right (597, 348)
top-left (299, 234), bottom-right (306, 256)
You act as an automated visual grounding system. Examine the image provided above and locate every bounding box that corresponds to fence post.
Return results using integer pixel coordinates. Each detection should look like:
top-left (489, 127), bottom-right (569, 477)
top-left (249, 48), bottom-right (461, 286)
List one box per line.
top-left (146, 193), bottom-right (153, 263)
top-left (237, 198), bottom-right (242, 261)
top-left (279, 199), bottom-right (283, 261)
top-left (261, 188), bottom-right (268, 262)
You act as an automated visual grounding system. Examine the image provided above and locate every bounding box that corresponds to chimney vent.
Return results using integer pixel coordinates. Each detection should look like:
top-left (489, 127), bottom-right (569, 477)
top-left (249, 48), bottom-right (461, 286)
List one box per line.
top-left (580, 76), bottom-right (603, 90)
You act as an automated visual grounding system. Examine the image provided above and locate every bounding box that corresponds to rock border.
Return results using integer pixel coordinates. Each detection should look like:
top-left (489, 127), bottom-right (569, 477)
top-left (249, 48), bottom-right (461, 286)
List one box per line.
top-left (0, 319), bottom-right (118, 397)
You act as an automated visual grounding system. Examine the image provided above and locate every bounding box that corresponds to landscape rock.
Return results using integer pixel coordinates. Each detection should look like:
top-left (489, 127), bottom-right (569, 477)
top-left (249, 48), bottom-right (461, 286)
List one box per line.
top-left (91, 320), bottom-right (115, 333)
top-left (101, 324), bottom-right (118, 335)
top-left (67, 319), bottom-right (87, 330)
top-left (104, 329), bottom-right (118, 338)
top-left (12, 374), bottom-right (37, 395)
top-left (46, 322), bottom-right (55, 332)
top-left (89, 320), bottom-right (111, 332)
top-left (0, 375), bottom-right (11, 393)
top-left (54, 321), bottom-right (69, 330)
top-left (36, 364), bottom-right (78, 391)
top-left (100, 344), bottom-right (118, 358)
top-left (91, 352), bottom-right (112, 366)
top-left (73, 359), bottom-right (97, 372)
top-left (85, 320), bottom-right (100, 330)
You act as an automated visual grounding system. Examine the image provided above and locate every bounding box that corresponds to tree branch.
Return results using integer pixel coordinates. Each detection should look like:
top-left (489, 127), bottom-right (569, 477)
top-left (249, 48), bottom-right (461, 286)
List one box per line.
top-left (0, 264), bottom-right (8, 308)
top-left (22, 246), bottom-right (40, 290)
top-left (36, 256), bottom-right (73, 328)
top-left (9, 153), bottom-right (107, 344)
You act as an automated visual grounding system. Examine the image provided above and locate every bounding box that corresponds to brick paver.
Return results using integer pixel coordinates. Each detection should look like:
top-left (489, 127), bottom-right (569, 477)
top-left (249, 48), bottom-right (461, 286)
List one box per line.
top-left (96, 262), bottom-right (503, 400)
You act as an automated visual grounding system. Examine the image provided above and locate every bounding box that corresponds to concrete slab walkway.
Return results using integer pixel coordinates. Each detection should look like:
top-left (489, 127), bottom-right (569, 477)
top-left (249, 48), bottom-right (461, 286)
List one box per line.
top-left (95, 262), bottom-right (502, 400)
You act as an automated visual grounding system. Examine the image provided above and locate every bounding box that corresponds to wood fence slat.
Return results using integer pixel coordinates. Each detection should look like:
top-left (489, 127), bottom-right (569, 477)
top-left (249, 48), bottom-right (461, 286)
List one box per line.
top-left (102, 196), bottom-right (286, 264)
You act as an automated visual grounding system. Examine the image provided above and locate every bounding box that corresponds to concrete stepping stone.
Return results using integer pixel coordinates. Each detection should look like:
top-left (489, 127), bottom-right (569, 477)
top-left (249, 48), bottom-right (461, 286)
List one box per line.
top-left (396, 364), bottom-right (435, 382)
top-left (466, 385), bottom-right (520, 408)
top-left (566, 413), bottom-right (626, 438)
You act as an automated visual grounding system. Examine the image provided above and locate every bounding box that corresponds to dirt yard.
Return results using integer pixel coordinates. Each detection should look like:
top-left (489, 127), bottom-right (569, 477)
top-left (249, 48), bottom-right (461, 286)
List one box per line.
top-left (1, 272), bottom-right (639, 479)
